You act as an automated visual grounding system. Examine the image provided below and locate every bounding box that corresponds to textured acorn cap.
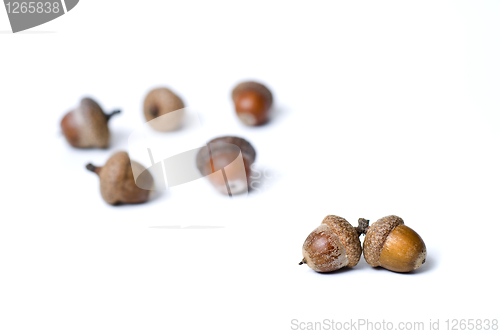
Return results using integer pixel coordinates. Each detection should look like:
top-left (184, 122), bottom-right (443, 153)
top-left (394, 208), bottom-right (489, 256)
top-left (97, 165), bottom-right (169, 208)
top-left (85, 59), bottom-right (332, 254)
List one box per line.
top-left (322, 215), bottom-right (362, 267)
top-left (231, 81), bottom-right (273, 105)
top-left (88, 151), bottom-right (153, 205)
top-left (196, 136), bottom-right (256, 176)
top-left (363, 215), bottom-right (404, 267)
top-left (143, 87), bottom-right (185, 131)
top-left (61, 97), bottom-right (113, 148)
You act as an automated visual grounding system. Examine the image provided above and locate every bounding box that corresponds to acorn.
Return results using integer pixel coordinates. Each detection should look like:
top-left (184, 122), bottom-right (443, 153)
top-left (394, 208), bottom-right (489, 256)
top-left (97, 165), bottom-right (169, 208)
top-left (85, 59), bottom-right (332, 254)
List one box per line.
top-left (60, 97), bottom-right (120, 148)
top-left (143, 87), bottom-right (185, 131)
top-left (196, 136), bottom-right (256, 195)
top-left (362, 215), bottom-right (427, 273)
top-left (299, 216), bottom-right (367, 273)
top-left (231, 81), bottom-right (273, 126)
top-left (86, 151), bottom-right (154, 205)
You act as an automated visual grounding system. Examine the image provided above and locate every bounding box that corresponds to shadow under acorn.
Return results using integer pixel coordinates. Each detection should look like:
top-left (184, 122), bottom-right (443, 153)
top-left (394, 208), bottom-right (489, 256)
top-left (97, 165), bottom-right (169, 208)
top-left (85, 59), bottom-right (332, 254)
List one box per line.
top-left (299, 253), bottom-right (436, 275)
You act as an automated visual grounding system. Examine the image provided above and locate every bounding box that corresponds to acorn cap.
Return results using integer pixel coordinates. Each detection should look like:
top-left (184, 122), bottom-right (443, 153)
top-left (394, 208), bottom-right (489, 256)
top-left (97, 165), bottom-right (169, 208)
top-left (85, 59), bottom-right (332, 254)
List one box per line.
top-left (88, 151), bottom-right (153, 205)
top-left (321, 215), bottom-right (362, 267)
top-left (231, 81), bottom-right (273, 106)
top-left (363, 215), bottom-right (404, 267)
top-left (196, 136), bottom-right (256, 176)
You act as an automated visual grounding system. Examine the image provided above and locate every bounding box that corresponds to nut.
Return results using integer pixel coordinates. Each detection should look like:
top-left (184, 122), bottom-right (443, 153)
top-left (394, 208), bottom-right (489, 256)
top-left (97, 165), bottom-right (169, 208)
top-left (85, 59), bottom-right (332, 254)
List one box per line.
top-left (232, 81), bottom-right (273, 126)
top-left (196, 136), bottom-right (256, 195)
top-left (363, 215), bottom-right (427, 273)
top-left (299, 215), bottom-right (366, 272)
top-left (143, 87), bottom-right (185, 131)
top-left (60, 97), bottom-right (120, 148)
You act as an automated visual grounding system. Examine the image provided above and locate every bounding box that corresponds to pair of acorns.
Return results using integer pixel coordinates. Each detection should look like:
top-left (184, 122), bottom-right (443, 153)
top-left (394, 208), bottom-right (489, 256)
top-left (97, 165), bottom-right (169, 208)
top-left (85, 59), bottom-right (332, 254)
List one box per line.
top-left (300, 215), bottom-right (427, 273)
top-left (60, 81), bottom-right (273, 149)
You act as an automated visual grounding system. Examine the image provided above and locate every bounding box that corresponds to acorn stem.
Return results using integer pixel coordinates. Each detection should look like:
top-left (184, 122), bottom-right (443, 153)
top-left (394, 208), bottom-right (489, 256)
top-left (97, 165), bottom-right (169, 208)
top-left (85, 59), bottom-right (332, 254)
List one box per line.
top-left (356, 218), bottom-right (370, 236)
top-left (104, 109), bottom-right (121, 121)
top-left (86, 163), bottom-right (101, 174)
top-left (299, 258), bottom-right (306, 265)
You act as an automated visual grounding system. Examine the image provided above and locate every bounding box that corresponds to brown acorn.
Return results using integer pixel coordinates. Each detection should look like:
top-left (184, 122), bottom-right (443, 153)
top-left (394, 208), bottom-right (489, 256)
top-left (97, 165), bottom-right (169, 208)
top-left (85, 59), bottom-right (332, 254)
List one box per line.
top-left (299, 216), bottom-right (367, 273)
top-left (362, 215), bottom-right (427, 273)
top-left (231, 81), bottom-right (273, 126)
top-left (143, 87), bottom-right (185, 131)
top-left (86, 151), bottom-right (154, 205)
top-left (196, 136), bottom-right (256, 195)
top-left (61, 97), bottom-right (120, 148)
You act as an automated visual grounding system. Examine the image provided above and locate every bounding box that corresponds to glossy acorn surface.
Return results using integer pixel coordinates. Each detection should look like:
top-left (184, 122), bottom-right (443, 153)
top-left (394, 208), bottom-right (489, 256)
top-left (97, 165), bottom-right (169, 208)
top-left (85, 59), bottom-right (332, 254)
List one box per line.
top-left (232, 81), bottom-right (273, 126)
top-left (300, 215), bottom-right (365, 273)
top-left (363, 215), bottom-right (426, 273)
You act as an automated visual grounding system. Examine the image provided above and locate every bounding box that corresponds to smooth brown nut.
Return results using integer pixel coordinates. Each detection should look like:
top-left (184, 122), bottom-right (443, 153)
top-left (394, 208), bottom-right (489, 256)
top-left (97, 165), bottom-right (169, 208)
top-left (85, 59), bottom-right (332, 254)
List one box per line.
top-left (196, 136), bottom-right (256, 195)
top-left (61, 97), bottom-right (120, 148)
top-left (363, 215), bottom-right (426, 273)
top-left (86, 151), bottom-right (154, 205)
top-left (300, 215), bottom-right (364, 273)
top-left (232, 81), bottom-right (273, 126)
top-left (143, 87), bottom-right (185, 131)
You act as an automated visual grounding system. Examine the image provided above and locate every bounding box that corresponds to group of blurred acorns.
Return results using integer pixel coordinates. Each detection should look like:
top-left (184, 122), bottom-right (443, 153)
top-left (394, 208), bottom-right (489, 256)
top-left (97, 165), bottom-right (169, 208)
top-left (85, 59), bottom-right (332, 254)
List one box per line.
top-left (61, 81), bottom-right (273, 205)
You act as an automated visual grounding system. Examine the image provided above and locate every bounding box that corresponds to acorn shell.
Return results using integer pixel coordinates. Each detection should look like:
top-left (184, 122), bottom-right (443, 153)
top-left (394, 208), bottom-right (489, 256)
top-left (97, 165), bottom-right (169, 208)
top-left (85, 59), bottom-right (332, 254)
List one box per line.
top-left (61, 98), bottom-right (110, 148)
top-left (143, 87), bottom-right (185, 131)
top-left (231, 81), bottom-right (273, 106)
top-left (322, 215), bottom-right (362, 267)
top-left (363, 215), bottom-right (404, 267)
top-left (196, 136), bottom-right (256, 177)
top-left (378, 224), bottom-right (427, 272)
top-left (301, 224), bottom-right (349, 272)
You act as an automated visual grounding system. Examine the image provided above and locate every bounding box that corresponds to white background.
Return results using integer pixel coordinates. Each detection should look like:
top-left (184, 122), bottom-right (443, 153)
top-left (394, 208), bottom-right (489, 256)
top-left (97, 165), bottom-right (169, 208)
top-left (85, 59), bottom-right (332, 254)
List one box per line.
top-left (1, 1), bottom-right (499, 333)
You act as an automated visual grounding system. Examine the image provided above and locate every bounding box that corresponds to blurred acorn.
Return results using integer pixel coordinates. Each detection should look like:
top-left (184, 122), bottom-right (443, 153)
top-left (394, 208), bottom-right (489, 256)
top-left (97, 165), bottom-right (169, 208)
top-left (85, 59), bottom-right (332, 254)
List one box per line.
top-left (86, 151), bottom-right (154, 205)
top-left (61, 97), bottom-right (120, 149)
top-left (196, 136), bottom-right (256, 195)
top-left (232, 81), bottom-right (273, 126)
top-left (143, 87), bottom-right (185, 131)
